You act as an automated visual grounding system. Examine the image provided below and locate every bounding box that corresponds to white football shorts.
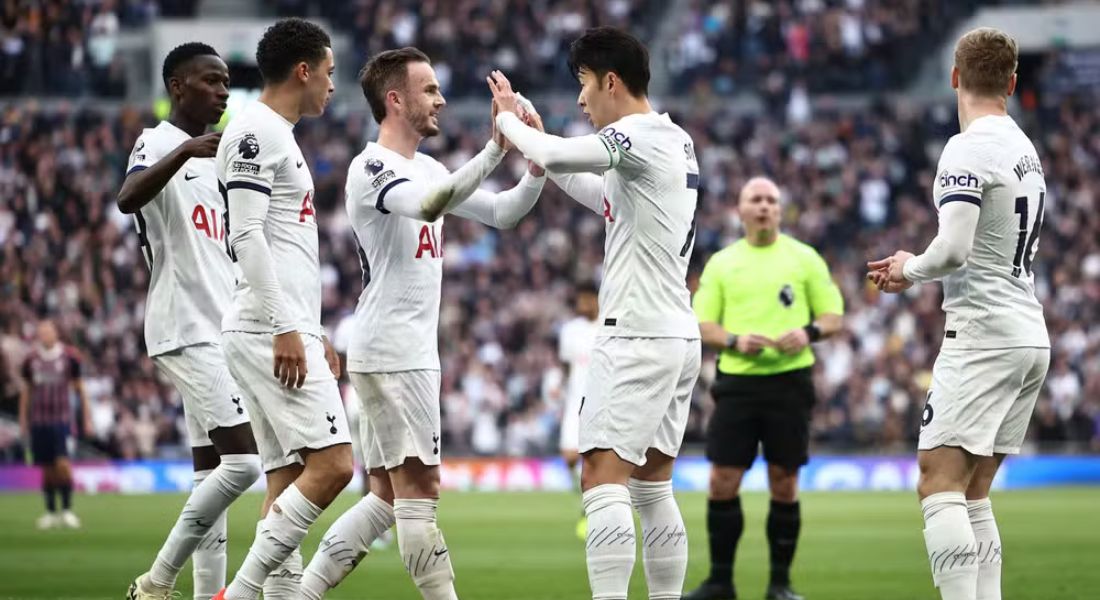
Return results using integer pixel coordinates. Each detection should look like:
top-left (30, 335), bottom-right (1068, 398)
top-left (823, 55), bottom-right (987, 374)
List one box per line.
top-left (579, 336), bottom-right (701, 466)
top-left (223, 331), bottom-right (351, 471)
top-left (919, 346), bottom-right (1050, 456)
top-left (154, 343), bottom-right (250, 448)
top-left (350, 370), bottom-right (442, 471)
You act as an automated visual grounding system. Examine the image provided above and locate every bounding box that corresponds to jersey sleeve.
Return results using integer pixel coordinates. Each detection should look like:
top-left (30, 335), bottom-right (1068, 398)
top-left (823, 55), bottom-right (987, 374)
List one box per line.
top-left (597, 117), bottom-right (647, 178)
top-left (221, 125), bottom-right (283, 196)
top-left (126, 130), bottom-right (166, 175)
top-left (804, 247), bottom-right (844, 316)
top-left (692, 254), bottom-right (725, 323)
top-left (934, 136), bottom-right (988, 208)
top-left (346, 153), bottom-right (427, 222)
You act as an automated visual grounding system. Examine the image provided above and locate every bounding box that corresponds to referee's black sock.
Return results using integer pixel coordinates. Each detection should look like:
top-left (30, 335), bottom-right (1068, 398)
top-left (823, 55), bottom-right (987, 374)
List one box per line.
top-left (705, 496), bottom-right (743, 585)
top-left (766, 499), bottom-right (801, 587)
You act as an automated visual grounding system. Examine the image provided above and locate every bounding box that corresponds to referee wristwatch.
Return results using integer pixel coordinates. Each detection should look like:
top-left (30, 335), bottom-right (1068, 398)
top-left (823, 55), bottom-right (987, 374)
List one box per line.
top-left (725, 333), bottom-right (739, 350)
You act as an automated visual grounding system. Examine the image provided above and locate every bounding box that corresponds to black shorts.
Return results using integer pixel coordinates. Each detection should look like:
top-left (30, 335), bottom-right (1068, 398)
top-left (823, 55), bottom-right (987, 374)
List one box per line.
top-left (706, 368), bottom-right (815, 469)
top-left (30, 423), bottom-right (70, 466)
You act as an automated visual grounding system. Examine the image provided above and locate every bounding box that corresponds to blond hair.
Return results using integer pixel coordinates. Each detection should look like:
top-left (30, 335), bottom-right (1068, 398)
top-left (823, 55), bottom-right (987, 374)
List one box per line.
top-left (954, 27), bottom-right (1018, 97)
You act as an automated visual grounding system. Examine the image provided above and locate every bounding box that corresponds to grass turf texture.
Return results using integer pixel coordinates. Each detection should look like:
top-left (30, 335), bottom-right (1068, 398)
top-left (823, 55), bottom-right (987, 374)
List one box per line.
top-left (0, 489), bottom-right (1096, 599)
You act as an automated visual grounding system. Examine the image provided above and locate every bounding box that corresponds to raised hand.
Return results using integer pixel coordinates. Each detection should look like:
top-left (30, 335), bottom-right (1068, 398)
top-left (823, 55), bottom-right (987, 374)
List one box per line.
top-left (486, 70), bottom-right (520, 116)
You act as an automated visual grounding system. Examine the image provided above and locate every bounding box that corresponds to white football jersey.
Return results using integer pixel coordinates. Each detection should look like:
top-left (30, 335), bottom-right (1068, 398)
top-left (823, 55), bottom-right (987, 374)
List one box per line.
top-left (596, 112), bottom-right (700, 339)
top-left (345, 143), bottom-right (448, 372)
top-left (558, 316), bottom-right (597, 406)
top-left (932, 114), bottom-right (1049, 349)
top-left (215, 102), bottom-right (322, 338)
top-left (126, 121), bottom-right (236, 356)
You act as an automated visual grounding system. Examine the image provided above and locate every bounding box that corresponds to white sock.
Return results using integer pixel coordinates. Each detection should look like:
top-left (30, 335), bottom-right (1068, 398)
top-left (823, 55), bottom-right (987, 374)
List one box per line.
top-left (224, 484), bottom-right (322, 600)
top-left (192, 494), bottom-right (228, 599)
top-left (629, 479), bottom-right (687, 600)
top-left (263, 546), bottom-right (303, 600)
top-left (147, 455), bottom-right (261, 590)
top-left (922, 492), bottom-right (979, 600)
top-left (967, 498), bottom-right (1002, 600)
top-left (583, 484), bottom-right (636, 600)
top-left (394, 498), bottom-right (458, 600)
top-left (301, 493), bottom-right (395, 600)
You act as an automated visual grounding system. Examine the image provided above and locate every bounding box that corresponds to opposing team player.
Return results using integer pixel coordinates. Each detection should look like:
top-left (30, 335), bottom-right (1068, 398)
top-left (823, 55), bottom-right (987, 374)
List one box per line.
top-left (299, 46), bottom-right (546, 600)
top-left (212, 19), bottom-right (353, 600)
top-left (558, 282), bottom-right (599, 540)
top-left (489, 27), bottom-right (701, 600)
top-left (119, 43), bottom-right (262, 600)
top-left (868, 28), bottom-right (1049, 600)
top-left (19, 320), bottom-right (90, 531)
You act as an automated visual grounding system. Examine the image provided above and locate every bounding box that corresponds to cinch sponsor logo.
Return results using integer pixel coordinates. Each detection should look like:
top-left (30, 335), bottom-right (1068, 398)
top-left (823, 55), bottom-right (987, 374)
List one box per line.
top-left (599, 127), bottom-right (632, 151)
top-left (939, 170), bottom-right (979, 190)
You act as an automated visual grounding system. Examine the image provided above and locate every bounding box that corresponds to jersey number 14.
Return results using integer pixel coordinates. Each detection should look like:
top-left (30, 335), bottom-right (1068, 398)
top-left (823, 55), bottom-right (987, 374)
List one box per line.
top-left (1011, 191), bottom-right (1044, 278)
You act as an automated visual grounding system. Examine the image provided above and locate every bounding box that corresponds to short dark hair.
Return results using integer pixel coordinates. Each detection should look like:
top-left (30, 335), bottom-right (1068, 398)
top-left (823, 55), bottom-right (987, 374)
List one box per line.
top-left (575, 281), bottom-right (599, 297)
top-left (256, 18), bottom-right (331, 84)
top-left (162, 42), bottom-right (219, 91)
top-left (359, 47), bottom-right (431, 124)
top-left (567, 27), bottom-right (650, 97)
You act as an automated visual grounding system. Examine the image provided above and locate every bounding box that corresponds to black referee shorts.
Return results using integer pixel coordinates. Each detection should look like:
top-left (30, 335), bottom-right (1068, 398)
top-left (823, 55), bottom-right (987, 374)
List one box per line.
top-left (706, 367), bottom-right (815, 470)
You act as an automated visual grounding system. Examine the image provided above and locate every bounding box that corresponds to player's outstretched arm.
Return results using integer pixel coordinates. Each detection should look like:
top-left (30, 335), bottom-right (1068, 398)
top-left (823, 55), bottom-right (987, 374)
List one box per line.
top-left (903, 201), bottom-right (981, 282)
top-left (375, 140), bottom-right (508, 223)
top-left (487, 71), bottom-right (618, 174)
top-left (117, 132), bottom-right (221, 214)
top-left (548, 172), bottom-right (604, 214)
top-left (450, 171), bottom-right (546, 229)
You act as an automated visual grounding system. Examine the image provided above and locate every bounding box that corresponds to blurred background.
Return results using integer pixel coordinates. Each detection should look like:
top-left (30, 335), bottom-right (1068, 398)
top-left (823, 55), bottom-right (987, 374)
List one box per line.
top-left (0, 0), bottom-right (1098, 492)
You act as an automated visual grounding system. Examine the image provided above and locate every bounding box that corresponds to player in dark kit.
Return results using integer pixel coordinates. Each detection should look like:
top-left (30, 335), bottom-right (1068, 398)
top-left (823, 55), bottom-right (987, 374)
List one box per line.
top-left (19, 320), bottom-right (90, 530)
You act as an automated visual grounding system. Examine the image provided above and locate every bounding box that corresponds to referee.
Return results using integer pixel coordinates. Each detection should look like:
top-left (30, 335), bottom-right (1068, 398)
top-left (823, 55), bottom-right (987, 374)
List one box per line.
top-left (685, 177), bottom-right (843, 600)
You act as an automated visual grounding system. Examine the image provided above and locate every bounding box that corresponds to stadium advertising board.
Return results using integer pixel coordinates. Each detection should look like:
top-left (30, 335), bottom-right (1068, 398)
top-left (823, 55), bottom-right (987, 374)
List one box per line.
top-left (1, 456), bottom-right (1097, 494)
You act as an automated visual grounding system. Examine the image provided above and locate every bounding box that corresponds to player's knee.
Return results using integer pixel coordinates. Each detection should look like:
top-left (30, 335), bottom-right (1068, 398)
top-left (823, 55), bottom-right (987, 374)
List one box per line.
top-left (221, 453), bottom-right (263, 493)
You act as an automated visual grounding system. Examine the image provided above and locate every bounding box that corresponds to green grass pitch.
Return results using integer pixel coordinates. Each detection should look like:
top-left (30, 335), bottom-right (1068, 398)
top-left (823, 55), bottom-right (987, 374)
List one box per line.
top-left (0, 489), bottom-right (1096, 599)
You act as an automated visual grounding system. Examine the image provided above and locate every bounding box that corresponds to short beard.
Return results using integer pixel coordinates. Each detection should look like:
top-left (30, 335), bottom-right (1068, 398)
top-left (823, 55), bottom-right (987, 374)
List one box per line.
top-left (411, 111), bottom-right (439, 137)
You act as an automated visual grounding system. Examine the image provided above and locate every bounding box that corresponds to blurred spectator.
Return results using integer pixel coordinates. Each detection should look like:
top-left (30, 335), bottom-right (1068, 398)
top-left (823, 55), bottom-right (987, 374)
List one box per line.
top-left (277, 0), bottom-right (664, 96)
top-left (667, 0), bottom-right (987, 97)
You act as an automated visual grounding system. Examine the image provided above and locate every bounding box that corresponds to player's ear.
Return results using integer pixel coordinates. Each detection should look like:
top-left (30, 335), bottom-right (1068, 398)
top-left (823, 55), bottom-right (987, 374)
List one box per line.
top-left (1006, 73), bottom-right (1017, 97)
top-left (295, 61), bottom-right (310, 84)
top-left (950, 66), bottom-right (960, 91)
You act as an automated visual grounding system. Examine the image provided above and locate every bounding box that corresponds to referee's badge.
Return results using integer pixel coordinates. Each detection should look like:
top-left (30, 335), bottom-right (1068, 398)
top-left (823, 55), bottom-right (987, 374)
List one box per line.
top-left (779, 284), bottom-right (795, 308)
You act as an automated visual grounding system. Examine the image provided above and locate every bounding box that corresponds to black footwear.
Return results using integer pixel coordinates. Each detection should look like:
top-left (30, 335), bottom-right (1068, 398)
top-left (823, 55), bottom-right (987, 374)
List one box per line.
top-left (765, 584), bottom-right (804, 600)
top-left (683, 580), bottom-right (737, 600)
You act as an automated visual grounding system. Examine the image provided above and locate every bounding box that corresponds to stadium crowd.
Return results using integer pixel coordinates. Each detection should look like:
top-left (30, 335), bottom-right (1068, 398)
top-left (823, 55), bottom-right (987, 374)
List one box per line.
top-left (666, 0), bottom-right (988, 95)
top-left (272, 0), bottom-right (665, 97)
top-left (0, 0), bottom-right (200, 97)
top-left (0, 67), bottom-right (1097, 461)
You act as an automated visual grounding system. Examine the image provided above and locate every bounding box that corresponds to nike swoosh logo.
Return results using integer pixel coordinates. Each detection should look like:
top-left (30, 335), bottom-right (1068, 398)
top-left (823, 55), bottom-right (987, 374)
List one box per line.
top-left (433, 548), bottom-right (449, 557)
top-left (184, 173), bottom-right (199, 181)
top-left (296, 160), bottom-right (303, 168)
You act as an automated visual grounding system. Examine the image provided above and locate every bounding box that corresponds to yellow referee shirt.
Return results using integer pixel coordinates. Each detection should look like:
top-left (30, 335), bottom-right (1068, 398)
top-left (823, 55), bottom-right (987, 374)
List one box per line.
top-left (693, 234), bottom-right (843, 375)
